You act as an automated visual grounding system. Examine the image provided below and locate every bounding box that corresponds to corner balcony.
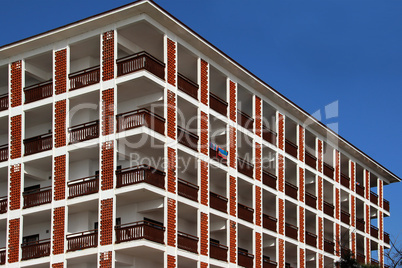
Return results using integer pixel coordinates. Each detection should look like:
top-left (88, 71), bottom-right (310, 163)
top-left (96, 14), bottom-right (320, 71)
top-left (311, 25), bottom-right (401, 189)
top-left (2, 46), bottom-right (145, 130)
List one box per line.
top-left (285, 139), bottom-right (298, 158)
top-left (285, 223), bottom-right (298, 240)
top-left (305, 151), bottom-right (317, 169)
top-left (237, 110), bottom-right (254, 132)
top-left (116, 165), bottom-right (165, 190)
top-left (116, 51), bottom-right (165, 80)
top-left (356, 183), bottom-right (364, 197)
top-left (263, 256), bottom-right (277, 268)
top-left (263, 214), bottom-right (277, 232)
top-left (210, 192), bottom-right (228, 213)
top-left (69, 66), bottom-right (100, 90)
top-left (262, 125), bottom-right (277, 146)
top-left (178, 231), bottom-right (198, 254)
top-left (178, 73), bottom-right (198, 100)
top-left (305, 231), bottom-right (317, 248)
top-left (69, 120), bottom-right (99, 144)
top-left (238, 203), bottom-right (254, 223)
top-left (0, 196), bottom-right (7, 214)
top-left (371, 225), bottom-right (379, 239)
top-left (24, 80), bottom-right (53, 104)
top-left (67, 229), bottom-right (98, 252)
top-left (370, 191), bottom-right (378, 205)
top-left (177, 126), bottom-right (198, 151)
top-left (0, 144), bottom-right (8, 162)
top-left (210, 241), bottom-right (228, 262)
top-left (238, 157), bottom-right (254, 178)
top-left (384, 199), bottom-right (390, 212)
top-left (23, 186), bottom-right (51, 208)
top-left (341, 173), bottom-right (350, 188)
top-left (285, 181), bottom-right (298, 200)
top-left (115, 220), bottom-right (165, 244)
top-left (0, 248), bottom-right (4, 265)
top-left (385, 232), bottom-right (390, 244)
top-left (324, 239), bottom-right (334, 254)
top-left (178, 178), bottom-right (198, 202)
top-left (68, 175), bottom-right (99, 199)
top-left (305, 192), bottom-right (317, 209)
top-left (116, 109), bottom-right (165, 135)
top-left (356, 218), bottom-right (365, 232)
top-left (210, 147), bottom-right (227, 165)
top-left (209, 92), bottom-right (227, 116)
top-left (263, 170), bottom-right (277, 190)
top-left (24, 133), bottom-right (52, 156)
top-left (356, 252), bottom-right (365, 263)
top-left (238, 248), bottom-right (254, 268)
top-left (323, 163), bottom-right (334, 179)
top-left (323, 201), bottom-right (334, 217)
top-left (21, 239), bottom-right (50, 260)
top-left (0, 94), bottom-right (8, 111)
top-left (341, 210), bottom-right (350, 225)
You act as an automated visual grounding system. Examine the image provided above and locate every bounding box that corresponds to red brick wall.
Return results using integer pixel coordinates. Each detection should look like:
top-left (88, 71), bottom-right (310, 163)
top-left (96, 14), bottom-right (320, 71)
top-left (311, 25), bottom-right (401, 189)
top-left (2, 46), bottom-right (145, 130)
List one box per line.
top-left (52, 263), bottom-right (64, 268)
top-left (200, 212), bottom-right (208, 256)
top-left (200, 160), bottom-right (208, 206)
top-left (167, 147), bottom-right (176, 194)
top-left (229, 176), bottom-right (236, 217)
top-left (54, 155), bottom-right (66, 201)
top-left (167, 198), bottom-right (176, 247)
top-left (335, 188), bottom-right (340, 220)
top-left (317, 176), bottom-right (323, 211)
top-left (102, 88), bottom-right (114, 136)
top-left (229, 81), bottom-right (236, 122)
top-left (378, 179), bottom-right (383, 208)
top-left (52, 206), bottom-right (65, 254)
top-left (255, 96), bottom-right (262, 137)
top-left (351, 232), bottom-right (356, 255)
top-left (351, 196), bottom-right (355, 227)
top-left (379, 211), bottom-right (383, 241)
top-left (318, 254), bottom-right (323, 268)
top-left (200, 59), bottom-right (208, 105)
top-left (350, 161), bottom-right (356, 192)
top-left (10, 164), bottom-right (21, 210)
top-left (167, 90), bottom-right (176, 139)
top-left (366, 237), bottom-right (371, 263)
top-left (365, 170), bottom-right (370, 199)
top-left (55, 100), bottom-right (66, 148)
top-left (298, 126), bottom-right (304, 161)
top-left (230, 220), bottom-right (236, 264)
top-left (101, 141), bottom-right (114, 191)
top-left (55, 49), bottom-right (67, 95)
top-left (379, 245), bottom-right (384, 267)
top-left (167, 38), bottom-right (176, 86)
top-left (100, 198), bottom-right (113, 246)
top-left (255, 142), bottom-right (261, 182)
top-left (335, 150), bottom-right (340, 183)
top-left (318, 217), bottom-right (323, 250)
top-left (278, 113), bottom-right (284, 150)
top-left (8, 218), bottom-right (20, 263)
top-left (317, 140), bottom-right (323, 173)
top-left (11, 61), bottom-right (22, 107)
top-left (299, 206), bottom-right (304, 243)
top-left (167, 254), bottom-right (176, 268)
top-left (366, 204), bottom-right (370, 234)
top-left (278, 154), bottom-right (284, 192)
top-left (299, 167), bottom-right (304, 202)
top-left (255, 186), bottom-right (261, 227)
top-left (200, 112), bottom-right (208, 155)
top-left (229, 126), bottom-right (236, 169)
top-left (278, 238), bottom-right (285, 268)
top-left (10, 115), bottom-right (21, 159)
top-left (200, 262), bottom-right (208, 268)
top-left (99, 251), bottom-right (112, 268)
top-left (335, 223), bottom-right (340, 257)
top-left (299, 248), bottom-right (305, 268)
top-left (278, 198), bottom-right (284, 235)
top-left (255, 232), bottom-right (262, 268)
top-left (102, 31), bottom-right (114, 81)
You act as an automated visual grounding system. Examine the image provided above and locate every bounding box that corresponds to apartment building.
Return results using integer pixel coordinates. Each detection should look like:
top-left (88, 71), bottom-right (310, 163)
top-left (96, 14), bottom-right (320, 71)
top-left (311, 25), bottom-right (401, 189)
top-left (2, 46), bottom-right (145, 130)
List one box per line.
top-left (0, 0), bottom-right (399, 267)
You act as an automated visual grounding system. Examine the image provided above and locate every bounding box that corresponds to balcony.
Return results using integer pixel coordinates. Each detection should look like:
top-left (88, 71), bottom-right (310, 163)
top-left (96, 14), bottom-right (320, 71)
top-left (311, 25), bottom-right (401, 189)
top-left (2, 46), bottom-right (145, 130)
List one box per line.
top-left (356, 218), bottom-right (365, 232)
top-left (356, 253), bottom-right (365, 264)
top-left (285, 139), bottom-right (298, 158)
top-left (116, 165), bottom-right (165, 189)
top-left (210, 192), bottom-right (228, 213)
top-left (385, 232), bottom-right (390, 244)
top-left (305, 192), bottom-right (317, 209)
top-left (0, 196), bottom-right (7, 214)
top-left (115, 220), bottom-right (165, 244)
top-left (178, 178), bottom-right (198, 202)
top-left (69, 120), bottom-right (99, 144)
top-left (69, 66), bottom-right (100, 90)
top-left (24, 133), bottom-right (52, 156)
top-left (341, 210), bottom-right (350, 225)
top-left (23, 186), bottom-right (51, 208)
top-left (237, 157), bottom-right (254, 178)
top-left (371, 225), bottom-right (379, 239)
top-left (66, 229), bottom-right (98, 252)
top-left (371, 258), bottom-right (380, 266)
top-left (323, 201), bottom-right (334, 217)
top-left (305, 151), bottom-right (317, 169)
top-left (178, 231), bottom-right (198, 254)
top-left (0, 144), bottom-right (8, 162)
top-left (209, 92), bottom-right (227, 116)
top-left (323, 163), bottom-right (334, 179)
top-left (262, 125), bottom-right (277, 146)
top-left (263, 214), bottom-right (277, 232)
top-left (341, 173), bottom-right (350, 188)
top-left (285, 223), bottom-right (298, 240)
top-left (238, 248), bottom-right (254, 268)
top-left (68, 175), bottom-right (99, 199)
top-left (116, 109), bottom-right (165, 135)
top-left (177, 126), bottom-right (198, 151)
top-left (263, 170), bottom-right (277, 190)
top-left (237, 110), bottom-right (254, 132)
top-left (116, 51), bottom-right (165, 80)
top-left (21, 239), bottom-right (50, 260)
top-left (210, 147), bottom-right (227, 165)
top-left (0, 93), bottom-right (8, 111)
top-left (263, 256), bottom-right (277, 268)
top-left (285, 181), bottom-right (298, 200)
top-left (306, 231), bottom-right (317, 248)
top-left (370, 191), bottom-right (378, 205)
top-left (178, 73), bottom-right (198, 99)
top-left (238, 203), bottom-right (254, 223)
top-left (324, 239), bottom-right (334, 254)
top-left (356, 183), bottom-right (364, 197)
top-left (0, 248), bottom-right (4, 265)
top-left (210, 241), bottom-right (228, 262)
top-left (24, 80), bottom-right (53, 104)
top-left (384, 199), bottom-right (390, 212)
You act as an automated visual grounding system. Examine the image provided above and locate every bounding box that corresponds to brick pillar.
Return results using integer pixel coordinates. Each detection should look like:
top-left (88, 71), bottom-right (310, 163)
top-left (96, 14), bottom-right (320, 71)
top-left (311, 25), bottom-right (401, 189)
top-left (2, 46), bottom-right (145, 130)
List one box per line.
top-left (10, 61), bottom-right (22, 107)
top-left (379, 211), bottom-right (383, 241)
top-left (55, 100), bottom-right (66, 147)
top-left (99, 251), bottom-right (112, 268)
top-left (365, 204), bottom-right (370, 234)
top-left (298, 125), bottom-right (304, 161)
top-left (255, 232), bottom-right (262, 268)
top-left (335, 187), bottom-right (340, 220)
top-left (255, 143), bottom-right (262, 182)
top-left (229, 81), bottom-right (236, 122)
top-left (350, 161), bottom-right (356, 192)
top-left (335, 223), bottom-right (340, 257)
top-left (52, 263), bottom-right (64, 268)
top-left (317, 139), bottom-right (323, 173)
top-left (299, 206), bottom-right (304, 243)
top-left (52, 206), bottom-right (65, 254)
top-left (378, 179), bottom-right (383, 209)
top-left (200, 112), bottom-right (208, 156)
top-left (102, 88), bottom-right (114, 136)
top-left (278, 238), bottom-right (285, 268)
top-left (101, 141), bottom-right (114, 190)
top-left (379, 245), bottom-right (384, 268)
top-left (278, 198), bottom-right (285, 235)
top-left (167, 147), bottom-right (176, 194)
top-left (366, 237), bottom-right (371, 263)
top-left (255, 96), bottom-right (262, 137)
top-left (278, 113), bottom-right (285, 151)
top-left (10, 115), bottom-right (22, 159)
top-left (229, 221), bottom-right (237, 264)
top-left (229, 126), bottom-right (236, 169)
top-left (167, 38), bottom-right (176, 86)
top-left (102, 30), bottom-right (114, 81)
top-left (167, 90), bottom-right (176, 139)
top-left (318, 253), bottom-right (323, 268)
top-left (8, 218), bottom-right (20, 263)
top-left (167, 254), bottom-right (176, 268)
top-left (335, 150), bottom-right (340, 183)
top-left (200, 262), bottom-right (208, 268)
top-left (54, 155), bottom-right (66, 201)
top-left (200, 212), bottom-right (208, 256)
top-left (299, 167), bottom-right (304, 202)
top-left (351, 232), bottom-right (356, 256)
top-left (200, 160), bottom-right (208, 206)
top-left (200, 59), bottom-right (209, 106)
top-left (167, 198), bottom-right (176, 247)
top-left (229, 176), bottom-right (236, 217)
top-left (55, 49), bottom-right (67, 95)
top-left (100, 198), bottom-right (113, 246)
top-left (299, 248), bottom-right (305, 268)
top-left (351, 196), bottom-right (356, 227)
top-left (278, 154), bottom-right (285, 192)
top-left (318, 217), bottom-right (323, 250)
top-left (365, 170), bottom-right (370, 199)
top-left (10, 164), bottom-right (21, 211)
top-left (317, 176), bottom-right (323, 211)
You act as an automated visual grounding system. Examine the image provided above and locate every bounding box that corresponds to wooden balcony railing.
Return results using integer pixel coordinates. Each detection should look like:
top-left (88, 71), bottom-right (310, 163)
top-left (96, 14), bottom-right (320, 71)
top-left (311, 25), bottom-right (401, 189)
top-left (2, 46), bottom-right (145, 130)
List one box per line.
top-left (370, 191), bottom-right (378, 205)
top-left (237, 157), bottom-right (254, 178)
top-left (341, 247), bottom-right (350, 259)
top-left (341, 173), bottom-right (350, 188)
top-left (68, 175), bottom-right (99, 199)
top-left (238, 249), bottom-right (254, 268)
top-left (384, 199), bottom-right (390, 212)
top-left (323, 201), bottom-right (334, 217)
top-left (262, 125), bottom-right (277, 146)
top-left (178, 73), bottom-right (198, 99)
top-left (263, 170), bottom-right (277, 190)
top-left (305, 151), bottom-right (317, 169)
top-left (210, 192), bottom-right (228, 213)
top-left (69, 66), bottom-right (100, 90)
top-left (177, 126), bottom-right (198, 151)
top-left (0, 93), bottom-right (8, 111)
top-left (210, 147), bottom-right (227, 165)
top-left (306, 231), bottom-right (317, 248)
top-left (238, 203), bottom-right (254, 223)
top-left (24, 133), bottom-right (52, 156)
top-left (209, 92), bottom-right (227, 116)
top-left (285, 139), bottom-right (298, 158)
top-left (371, 225), bottom-right (379, 239)
top-left (0, 248), bottom-right (5, 265)
top-left (356, 183), bottom-right (364, 197)
top-left (178, 231), bottom-right (198, 254)
top-left (305, 192), bottom-right (317, 209)
top-left (178, 178), bottom-right (199, 202)
top-left (356, 218), bottom-right (365, 232)
top-left (116, 108), bottom-right (165, 135)
top-left (0, 144), bottom-right (8, 162)
top-left (237, 110), bottom-right (254, 132)
top-left (356, 252), bottom-right (365, 264)
top-left (69, 120), bottom-right (99, 144)
top-left (263, 214), bottom-right (277, 232)
top-left (323, 163), bottom-right (334, 179)
top-left (341, 210), bottom-right (350, 225)
top-left (21, 239), bottom-right (50, 260)
top-left (384, 232), bottom-right (390, 244)
top-left (116, 51), bottom-right (165, 80)
top-left (66, 229), bottom-right (98, 251)
top-left (115, 220), bottom-right (165, 244)
top-left (324, 239), bottom-right (334, 254)
top-left (285, 181), bottom-right (298, 200)
top-left (24, 80), bottom-right (53, 104)
top-left (285, 223), bottom-right (298, 240)
top-left (263, 256), bottom-right (277, 268)
top-left (116, 165), bottom-right (165, 189)
top-left (23, 186), bottom-right (51, 208)
top-left (0, 196), bottom-right (7, 214)
top-left (210, 241), bottom-right (228, 262)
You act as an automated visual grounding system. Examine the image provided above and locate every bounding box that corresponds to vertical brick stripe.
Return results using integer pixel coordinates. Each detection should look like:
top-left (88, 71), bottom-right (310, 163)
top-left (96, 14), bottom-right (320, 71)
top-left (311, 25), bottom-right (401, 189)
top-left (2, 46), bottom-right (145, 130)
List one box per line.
top-left (318, 217), bottom-right (323, 250)
top-left (350, 161), bottom-right (356, 192)
top-left (200, 212), bottom-right (208, 256)
top-left (55, 100), bottom-right (66, 148)
top-left (255, 96), bottom-right (262, 137)
top-left (54, 155), bottom-right (66, 201)
top-left (11, 61), bottom-right (22, 107)
top-left (299, 248), bottom-right (305, 268)
top-left (255, 143), bottom-right (262, 182)
top-left (366, 204), bottom-right (370, 234)
top-left (379, 211), bottom-right (383, 241)
top-left (55, 49), bottom-right (67, 95)
top-left (335, 188), bottom-right (340, 220)
top-left (335, 223), bottom-right (340, 257)
top-left (299, 167), bottom-right (304, 202)
top-left (10, 164), bottom-right (21, 210)
top-left (200, 262), bottom-right (207, 268)
top-left (167, 147), bottom-right (176, 194)
top-left (255, 232), bottom-right (262, 268)
top-left (317, 139), bottom-right (323, 173)
top-left (52, 263), bottom-right (64, 268)
top-left (318, 254), bottom-right (323, 268)
top-left (200, 59), bottom-right (208, 105)
top-left (351, 196), bottom-right (356, 227)
top-left (100, 199), bottom-right (113, 246)
top-left (278, 198), bottom-right (284, 235)
top-left (8, 218), bottom-right (20, 263)
top-left (366, 237), bottom-right (371, 263)
top-left (278, 154), bottom-right (284, 192)
top-left (102, 31), bottom-right (114, 81)
top-left (299, 206), bottom-right (304, 243)
top-left (229, 126), bottom-right (236, 169)
top-left (378, 179), bottom-right (383, 208)
top-left (99, 251), bottom-right (112, 268)
top-left (53, 206), bottom-right (65, 254)
top-left (365, 170), bottom-right (370, 199)
top-left (278, 113), bottom-right (285, 150)
top-left (278, 238), bottom-right (285, 268)
top-left (229, 176), bottom-right (236, 217)
top-left (229, 81), bottom-right (236, 122)
top-left (351, 232), bottom-right (356, 255)
top-left (200, 160), bottom-right (208, 206)
top-left (230, 220), bottom-right (236, 264)
top-left (335, 150), bottom-right (340, 183)
top-left (10, 115), bottom-right (22, 159)
top-left (102, 88), bottom-right (114, 136)
top-left (317, 176), bottom-right (323, 211)
top-left (200, 112), bottom-right (208, 155)
top-left (101, 141), bottom-right (114, 190)
top-left (379, 245), bottom-right (384, 267)
top-left (167, 89), bottom-right (176, 139)
top-left (167, 38), bottom-right (176, 86)
top-left (298, 126), bottom-right (304, 161)
top-left (167, 198), bottom-right (176, 247)
top-left (255, 186), bottom-right (262, 227)
top-left (167, 254), bottom-right (176, 268)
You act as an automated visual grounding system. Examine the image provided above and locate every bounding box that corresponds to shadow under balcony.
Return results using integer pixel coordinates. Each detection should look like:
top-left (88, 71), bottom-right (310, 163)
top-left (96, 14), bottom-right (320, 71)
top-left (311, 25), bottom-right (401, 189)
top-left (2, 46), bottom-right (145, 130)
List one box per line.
top-left (177, 126), bottom-right (198, 151)
top-left (21, 239), bottom-right (50, 260)
top-left (0, 94), bottom-right (8, 111)
top-left (0, 144), bottom-right (8, 162)
top-left (23, 186), bottom-right (51, 209)
top-left (68, 175), bottom-right (99, 199)
top-left (116, 165), bottom-right (165, 190)
top-left (67, 229), bottom-right (98, 252)
top-left (24, 133), bottom-right (52, 156)
top-left (285, 139), bottom-right (298, 158)
top-left (238, 157), bottom-right (254, 178)
top-left (210, 192), bottom-right (228, 213)
top-left (178, 231), bottom-right (198, 254)
top-left (263, 170), bottom-right (277, 190)
top-left (115, 220), bottom-right (165, 244)
top-left (178, 73), bottom-right (198, 100)
top-left (116, 51), bottom-right (165, 80)
top-left (210, 240), bottom-right (228, 262)
top-left (263, 214), bottom-right (277, 232)
top-left (210, 92), bottom-right (227, 116)
top-left (116, 109), bottom-right (165, 135)
top-left (263, 256), bottom-right (277, 268)
top-left (238, 248), bottom-right (254, 268)
top-left (0, 196), bottom-right (7, 214)
top-left (69, 120), bottom-right (99, 144)
top-left (69, 66), bottom-right (100, 90)
top-left (238, 203), bottom-right (254, 223)
top-left (178, 178), bottom-right (198, 202)
top-left (24, 80), bottom-right (53, 104)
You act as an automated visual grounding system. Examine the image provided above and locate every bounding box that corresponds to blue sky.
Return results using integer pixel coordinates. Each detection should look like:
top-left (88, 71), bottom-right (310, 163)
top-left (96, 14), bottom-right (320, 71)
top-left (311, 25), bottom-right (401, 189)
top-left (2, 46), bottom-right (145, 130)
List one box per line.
top-left (1, 0), bottom-right (401, 258)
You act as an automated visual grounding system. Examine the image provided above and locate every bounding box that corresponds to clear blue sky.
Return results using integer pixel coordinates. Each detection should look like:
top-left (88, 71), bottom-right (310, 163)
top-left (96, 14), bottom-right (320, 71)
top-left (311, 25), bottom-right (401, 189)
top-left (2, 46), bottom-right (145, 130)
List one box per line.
top-left (1, 0), bottom-right (401, 257)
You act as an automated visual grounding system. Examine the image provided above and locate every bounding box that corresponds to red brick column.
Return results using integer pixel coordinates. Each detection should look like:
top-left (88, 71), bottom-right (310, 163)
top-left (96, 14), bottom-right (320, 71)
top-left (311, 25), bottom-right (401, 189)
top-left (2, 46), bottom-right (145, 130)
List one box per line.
top-left (11, 61), bottom-right (22, 107)
top-left (55, 100), bottom-right (66, 147)
top-left (255, 186), bottom-right (262, 227)
top-left (200, 112), bottom-right (208, 156)
top-left (167, 147), bottom-right (176, 194)
top-left (167, 38), bottom-right (176, 86)
top-left (52, 263), bottom-right (64, 268)
top-left (167, 90), bottom-right (176, 139)
top-left (229, 126), bottom-right (236, 169)
top-left (278, 154), bottom-right (284, 192)
top-left (102, 30), bottom-right (114, 81)
top-left (200, 262), bottom-right (208, 268)
top-left (379, 245), bottom-right (384, 268)
top-left (167, 198), bottom-right (176, 247)
top-left (10, 115), bottom-right (22, 159)
top-left (351, 232), bottom-right (356, 256)
top-left (317, 176), bottom-right (323, 211)
top-left (99, 251), bottom-right (112, 268)
top-left (100, 198), bottom-right (113, 246)
top-left (378, 179), bottom-right (383, 209)
top-left (335, 150), bottom-right (340, 183)
top-left (101, 141), bottom-right (114, 190)
top-left (278, 198), bottom-right (285, 235)
top-left (318, 253), bottom-right (323, 268)
top-left (54, 155), bottom-right (66, 201)
top-left (365, 204), bottom-right (370, 234)
top-left (255, 96), bottom-right (262, 137)
top-left (318, 217), bottom-right (323, 250)
top-left (102, 88), bottom-right (114, 136)
top-left (365, 170), bottom-right (370, 200)
top-left (298, 126), bottom-right (304, 162)
top-left (351, 196), bottom-right (356, 228)
top-left (167, 254), bottom-right (176, 268)
top-left (229, 81), bottom-right (236, 122)
top-left (365, 237), bottom-right (371, 263)
top-left (379, 211), bottom-right (383, 241)
top-left (317, 139), bottom-right (323, 173)
top-left (8, 218), bottom-right (20, 263)
top-left (200, 59), bottom-right (208, 106)
top-left (229, 220), bottom-right (237, 264)
top-left (200, 212), bottom-right (208, 256)
top-left (55, 49), bottom-right (67, 95)
top-left (335, 223), bottom-right (340, 257)
top-left (52, 206), bottom-right (65, 254)
top-left (299, 248), bottom-right (305, 268)
top-left (299, 206), bottom-right (305, 243)
top-left (335, 188), bottom-right (340, 220)
top-left (255, 231), bottom-right (262, 268)
top-left (350, 161), bottom-right (356, 192)
top-left (10, 164), bottom-right (21, 210)
top-left (299, 168), bottom-right (304, 202)
top-left (229, 176), bottom-right (236, 217)
top-left (278, 113), bottom-right (285, 151)
top-left (255, 143), bottom-right (262, 182)
top-left (278, 238), bottom-right (285, 268)
top-left (200, 160), bottom-right (208, 206)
